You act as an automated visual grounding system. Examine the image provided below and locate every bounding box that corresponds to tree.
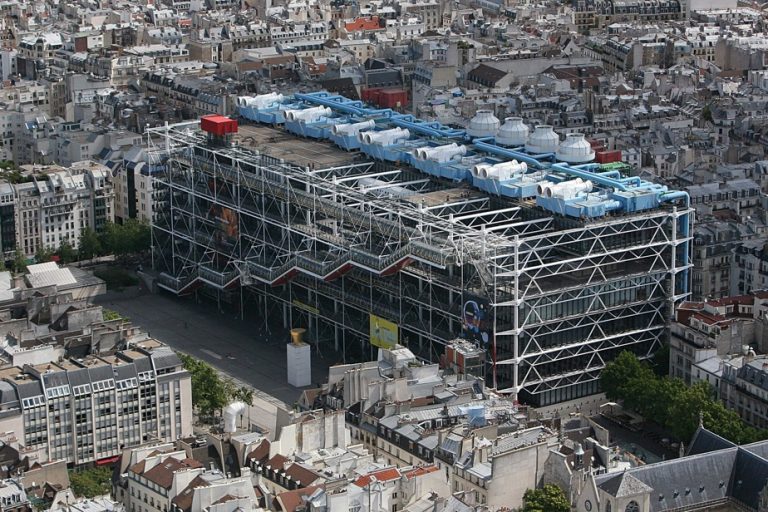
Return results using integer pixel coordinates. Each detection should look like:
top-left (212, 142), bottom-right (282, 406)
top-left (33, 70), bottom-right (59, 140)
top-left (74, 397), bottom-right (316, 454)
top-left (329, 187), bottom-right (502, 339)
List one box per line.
top-left (79, 227), bottom-right (102, 260)
top-left (102, 309), bottom-right (123, 321)
top-left (100, 220), bottom-right (151, 259)
top-left (600, 350), bottom-right (652, 402)
top-left (100, 222), bottom-right (129, 258)
top-left (179, 353), bottom-right (233, 418)
top-left (70, 466), bottom-right (112, 498)
top-left (601, 350), bottom-right (768, 445)
top-left (235, 386), bottom-right (255, 406)
top-left (13, 247), bottom-right (27, 274)
top-left (57, 240), bottom-right (77, 264)
top-left (651, 343), bottom-right (670, 377)
top-left (522, 484), bottom-right (570, 512)
top-left (35, 246), bottom-right (55, 263)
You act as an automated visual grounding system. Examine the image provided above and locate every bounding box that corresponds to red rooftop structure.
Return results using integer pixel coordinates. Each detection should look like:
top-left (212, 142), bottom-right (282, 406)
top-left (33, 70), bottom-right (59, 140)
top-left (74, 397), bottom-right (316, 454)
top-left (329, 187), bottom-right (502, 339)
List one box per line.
top-left (201, 115), bottom-right (238, 136)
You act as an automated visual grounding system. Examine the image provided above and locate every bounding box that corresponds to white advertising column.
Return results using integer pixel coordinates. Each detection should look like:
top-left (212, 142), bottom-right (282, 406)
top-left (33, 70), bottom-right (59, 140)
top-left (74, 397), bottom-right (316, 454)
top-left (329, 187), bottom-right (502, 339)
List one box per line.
top-left (287, 328), bottom-right (311, 387)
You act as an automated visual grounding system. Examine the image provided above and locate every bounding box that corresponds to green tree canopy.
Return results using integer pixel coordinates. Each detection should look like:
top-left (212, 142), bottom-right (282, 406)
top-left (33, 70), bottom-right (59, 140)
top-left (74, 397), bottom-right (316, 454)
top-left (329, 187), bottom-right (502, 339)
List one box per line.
top-left (13, 248), bottom-right (27, 274)
top-left (522, 484), bottom-right (570, 512)
top-left (57, 240), bottom-right (77, 264)
top-left (179, 353), bottom-right (233, 418)
top-left (601, 350), bottom-right (768, 444)
top-left (35, 246), bottom-right (55, 264)
top-left (102, 309), bottom-right (123, 321)
top-left (70, 467), bottom-right (112, 498)
top-left (100, 220), bottom-right (151, 258)
top-left (79, 227), bottom-right (102, 260)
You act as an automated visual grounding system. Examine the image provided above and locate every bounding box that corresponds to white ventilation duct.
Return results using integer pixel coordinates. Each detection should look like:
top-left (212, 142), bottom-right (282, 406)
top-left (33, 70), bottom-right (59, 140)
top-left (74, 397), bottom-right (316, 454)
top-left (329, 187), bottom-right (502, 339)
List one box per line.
top-left (546, 178), bottom-right (593, 200)
top-left (331, 120), bottom-right (375, 136)
top-left (525, 125), bottom-right (560, 154)
top-left (496, 117), bottom-right (529, 147)
top-left (556, 133), bottom-right (596, 164)
top-left (237, 93), bottom-right (284, 109)
top-left (415, 143), bottom-right (468, 163)
top-left (472, 160), bottom-right (528, 181)
top-left (285, 106), bottom-right (332, 122)
top-left (358, 128), bottom-right (410, 146)
top-left (537, 181), bottom-right (556, 197)
top-left (466, 110), bottom-right (500, 138)
top-left (223, 401), bottom-right (247, 433)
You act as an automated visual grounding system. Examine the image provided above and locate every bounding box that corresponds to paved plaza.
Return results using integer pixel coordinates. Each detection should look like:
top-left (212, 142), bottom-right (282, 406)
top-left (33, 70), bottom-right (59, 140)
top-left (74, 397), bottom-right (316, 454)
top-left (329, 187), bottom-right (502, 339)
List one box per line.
top-left (95, 287), bottom-right (334, 406)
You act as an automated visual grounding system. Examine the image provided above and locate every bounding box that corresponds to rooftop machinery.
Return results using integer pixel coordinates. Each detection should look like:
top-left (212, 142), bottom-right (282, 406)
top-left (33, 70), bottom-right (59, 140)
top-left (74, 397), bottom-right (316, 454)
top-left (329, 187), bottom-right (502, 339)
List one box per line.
top-left (238, 91), bottom-right (692, 289)
top-left (149, 91), bottom-right (694, 408)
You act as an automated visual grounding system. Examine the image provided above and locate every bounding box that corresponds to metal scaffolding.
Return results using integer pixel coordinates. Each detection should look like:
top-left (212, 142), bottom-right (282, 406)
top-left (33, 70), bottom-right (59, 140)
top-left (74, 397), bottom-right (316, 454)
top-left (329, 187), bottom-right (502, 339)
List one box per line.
top-left (148, 121), bottom-right (693, 407)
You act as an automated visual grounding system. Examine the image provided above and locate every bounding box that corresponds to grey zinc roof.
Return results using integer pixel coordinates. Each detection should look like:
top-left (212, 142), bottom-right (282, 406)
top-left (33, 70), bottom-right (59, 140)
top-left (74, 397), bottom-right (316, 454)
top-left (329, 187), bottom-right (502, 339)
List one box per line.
top-left (66, 367), bottom-right (92, 387)
top-left (596, 448), bottom-right (737, 512)
top-left (397, 423), bottom-right (421, 442)
top-left (730, 449), bottom-right (768, 509)
top-left (491, 427), bottom-right (550, 456)
top-left (598, 472), bottom-right (653, 498)
top-left (740, 439), bottom-right (768, 459)
top-left (0, 381), bottom-right (19, 407)
top-left (418, 434), bottom-right (439, 451)
top-left (687, 425), bottom-right (736, 456)
top-left (13, 379), bottom-right (44, 399)
top-left (88, 365), bottom-right (114, 383)
top-left (440, 434), bottom-right (462, 456)
top-left (151, 348), bottom-right (182, 371)
top-left (114, 363), bottom-right (138, 382)
top-left (42, 370), bottom-right (70, 389)
top-left (130, 354), bottom-right (153, 373)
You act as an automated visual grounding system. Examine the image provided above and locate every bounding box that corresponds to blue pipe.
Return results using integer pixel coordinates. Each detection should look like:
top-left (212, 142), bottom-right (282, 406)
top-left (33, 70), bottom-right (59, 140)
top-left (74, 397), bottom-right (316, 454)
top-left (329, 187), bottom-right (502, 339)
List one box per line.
top-left (621, 176), bottom-right (642, 186)
top-left (294, 92), bottom-right (365, 116)
top-left (550, 163), bottom-right (629, 191)
top-left (391, 114), bottom-right (466, 138)
top-left (631, 183), bottom-right (667, 192)
top-left (361, 108), bottom-right (395, 117)
top-left (659, 191), bottom-right (689, 204)
top-left (473, 138), bottom-right (550, 169)
top-left (569, 163), bottom-right (642, 186)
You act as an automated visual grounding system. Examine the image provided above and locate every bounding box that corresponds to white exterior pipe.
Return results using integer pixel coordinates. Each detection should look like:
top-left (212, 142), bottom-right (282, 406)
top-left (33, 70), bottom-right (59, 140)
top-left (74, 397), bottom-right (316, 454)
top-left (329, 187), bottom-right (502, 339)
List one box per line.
top-left (417, 144), bottom-right (468, 163)
top-left (416, 144), bottom-right (458, 161)
top-left (547, 178), bottom-right (594, 199)
top-left (285, 106), bottom-right (332, 122)
top-left (237, 93), bottom-right (284, 109)
top-left (537, 181), bottom-right (556, 197)
top-left (359, 128), bottom-right (410, 146)
top-left (223, 401), bottom-right (247, 433)
top-left (473, 160), bottom-right (527, 180)
top-left (331, 120), bottom-right (375, 136)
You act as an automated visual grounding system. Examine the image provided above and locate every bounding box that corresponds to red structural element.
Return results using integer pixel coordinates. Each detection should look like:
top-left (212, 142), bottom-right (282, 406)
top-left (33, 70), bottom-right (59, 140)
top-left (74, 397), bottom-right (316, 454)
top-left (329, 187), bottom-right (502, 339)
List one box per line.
top-left (201, 115), bottom-right (238, 136)
top-left (361, 88), bottom-right (408, 109)
top-left (595, 150), bottom-right (622, 164)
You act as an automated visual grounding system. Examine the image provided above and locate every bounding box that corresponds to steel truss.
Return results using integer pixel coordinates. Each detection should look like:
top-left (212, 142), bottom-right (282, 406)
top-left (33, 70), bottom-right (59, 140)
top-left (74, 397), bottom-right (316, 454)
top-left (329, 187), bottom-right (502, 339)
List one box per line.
top-left (148, 122), bottom-right (693, 407)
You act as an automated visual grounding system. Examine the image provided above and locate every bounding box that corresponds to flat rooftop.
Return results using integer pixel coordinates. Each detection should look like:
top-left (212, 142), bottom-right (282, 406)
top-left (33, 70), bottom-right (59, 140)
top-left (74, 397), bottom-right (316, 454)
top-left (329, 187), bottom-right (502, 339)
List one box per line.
top-left (235, 124), bottom-right (358, 169)
top-left (134, 339), bottom-right (163, 350)
top-left (0, 367), bottom-right (24, 380)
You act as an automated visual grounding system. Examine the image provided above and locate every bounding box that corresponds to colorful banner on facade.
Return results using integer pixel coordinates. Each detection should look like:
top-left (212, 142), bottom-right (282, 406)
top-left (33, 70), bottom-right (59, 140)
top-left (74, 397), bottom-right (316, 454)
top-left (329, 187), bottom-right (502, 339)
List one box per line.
top-left (370, 313), bottom-right (399, 349)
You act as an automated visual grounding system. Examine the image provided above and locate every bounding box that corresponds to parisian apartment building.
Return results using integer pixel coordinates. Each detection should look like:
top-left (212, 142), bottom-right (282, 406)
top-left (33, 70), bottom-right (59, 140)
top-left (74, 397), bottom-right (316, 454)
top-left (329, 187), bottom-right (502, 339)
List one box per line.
top-left (0, 340), bottom-right (192, 466)
top-left (0, 162), bottom-right (114, 260)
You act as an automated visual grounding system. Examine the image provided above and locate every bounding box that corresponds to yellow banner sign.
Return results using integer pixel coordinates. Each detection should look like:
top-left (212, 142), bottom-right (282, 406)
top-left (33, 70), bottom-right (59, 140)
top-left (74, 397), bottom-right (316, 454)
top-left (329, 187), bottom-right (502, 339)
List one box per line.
top-left (293, 300), bottom-right (319, 315)
top-left (370, 313), bottom-right (398, 349)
